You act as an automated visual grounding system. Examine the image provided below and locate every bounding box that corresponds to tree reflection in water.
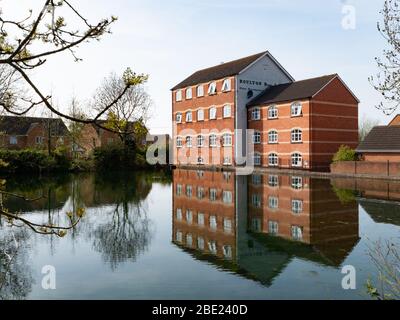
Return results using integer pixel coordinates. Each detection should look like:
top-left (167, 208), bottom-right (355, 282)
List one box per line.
top-left (0, 228), bottom-right (33, 300)
top-left (90, 172), bottom-right (154, 270)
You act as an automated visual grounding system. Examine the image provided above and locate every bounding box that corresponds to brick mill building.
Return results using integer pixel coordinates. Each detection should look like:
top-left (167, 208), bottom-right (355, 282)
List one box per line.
top-left (171, 51), bottom-right (359, 171)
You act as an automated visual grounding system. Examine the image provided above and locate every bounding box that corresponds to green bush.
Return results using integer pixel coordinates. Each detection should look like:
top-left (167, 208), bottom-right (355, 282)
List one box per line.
top-left (0, 149), bottom-right (72, 173)
top-left (332, 145), bottom-right (357, 163)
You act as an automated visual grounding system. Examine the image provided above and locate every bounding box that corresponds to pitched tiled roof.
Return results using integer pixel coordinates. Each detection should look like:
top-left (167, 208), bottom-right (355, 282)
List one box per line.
top-left (0, 116), bottom-right (69, 136)
top-left (171, 51), bottom-right (268, 90)
top-left (247, 74), bottom-right (338, 107)
top-left (356, 126), bottom-right (400, 152)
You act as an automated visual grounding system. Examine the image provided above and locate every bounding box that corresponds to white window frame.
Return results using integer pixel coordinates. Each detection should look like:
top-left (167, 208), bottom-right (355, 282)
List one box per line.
top-left (186, 185), bottom-right (193, 197)
top-left (268, 130), bottom-right (278, 144)
top-left (9, 136), bottom-right (17, 145)
top-left (186, 210), bottom-right (193, 224)
top-left (253, 153), bottom-right (262, 166)
top-left (291, 129), bottom-right (303, 143)
top-left (176, 231), bottom-right (183, 242)
top-left (186, 234), bottom-right (193, 247)
top-left (197, 237), bottom-right (205, 249)
top-left (176, 112), bottom-right (182, 123)
top-left (186, 111), bottom-right (193, 123)
top-left (208, 81), bottom-right (217, 95)
top-left (186, 136), bottom-right (193, 148)
top-left (252, 131), bottom-right (261, 144)
top-left (268, 221), bottom-right (279, 235)
top-left (268, 105), bottom-right (278, 119)
top-left (291, 153), bottom-right (303, 168)
top-left (197, 135), bottom-right (205, 147)
top-left (222, 78), bottom-right (231, 92)
top-left (222, 191), bottom-right (232, 204)
top-left (222, 133), bottom-right (232, 146)
top-left (291, 176), bottom-right (303, 189)
top-left (176, 208), bottom-right (182, 221)
top-left (197, 213), bottom-right (205, 226)
top-left (291, 225), bottom-right (303, 241)
top-left (209, 215), bottom-right (217, 229)
top-left (292, 199), bottom-right (303, 214)
top-left (197, 109), bottom-right (204, 121)
top-left (223, 104), bottom-right (231, 118)
top-left (197, 85), bottom-right (204, 97)
top-left (252, 194), bottom-right (261, 208)
top-left (251, 108), bottom-right (261, 120)
top-left (223, 218), bottom-right (232, 233)
top-left (176, 90), bottom-right (182, 102)
top-left (209, 188), bottom-right (217, 201)
top-left (209, 106), bottom-right (217, 120)
top-left (208, 240), bottom-right (217, 254)
top-left (197, 187), bottom-right (204, 199)
top-left (268, 153), bottom-right (278, 167)
top-left (223, 245), bottom-right (232, 259)
top-left (268, 175), bottom-right (279, 187)
top-left (186, 87), bottom-right (192, 99)
top-left (176, 136), bottom-right (183, 148)
top-left (197, 157), bottom-right (204, 165)
top-left (176, 184), bottom-right (182, 196)
top-left (209, 134), bottom-right (218, 147)
top-left (223, 157), bottom-right (232, 166)
top-left (268, 196), bottom-right (279, 209)
top-left (291, 102), bottom-right (302, 117)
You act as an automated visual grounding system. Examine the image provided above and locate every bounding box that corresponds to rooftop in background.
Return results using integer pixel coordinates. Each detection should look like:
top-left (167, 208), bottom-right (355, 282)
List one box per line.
top-left (247, 74), bottom-right (342, 106)
top-left (0, 115), bottom-right (69, 136)
top-left (356, 126), bottom-right (400, 152)
top-left (172, 51), bottom-right (286, 90)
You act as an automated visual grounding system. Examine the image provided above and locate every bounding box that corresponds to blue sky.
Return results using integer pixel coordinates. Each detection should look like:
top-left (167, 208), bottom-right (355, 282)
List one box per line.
top-left (2, 0), bottom-right (390, 133)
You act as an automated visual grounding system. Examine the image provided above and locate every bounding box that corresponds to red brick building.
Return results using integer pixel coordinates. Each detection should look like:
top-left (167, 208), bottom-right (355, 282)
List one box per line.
top-left (0, 116), bottom-right (69, 152)
top-left (171, 51), bottom-right (359, 171)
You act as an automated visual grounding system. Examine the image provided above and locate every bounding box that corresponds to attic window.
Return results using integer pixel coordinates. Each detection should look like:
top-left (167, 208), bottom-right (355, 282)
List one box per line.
top-left (208, 82), bottom-right (217, 95)
top-left (222, 78), bottom-right (231, 92)
top-left (9, 136), bottom-right (17, 145)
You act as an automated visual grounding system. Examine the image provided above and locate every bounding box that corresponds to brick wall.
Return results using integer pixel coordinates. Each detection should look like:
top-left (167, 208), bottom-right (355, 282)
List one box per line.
top-left (331, 161), bottom-right (400, 177)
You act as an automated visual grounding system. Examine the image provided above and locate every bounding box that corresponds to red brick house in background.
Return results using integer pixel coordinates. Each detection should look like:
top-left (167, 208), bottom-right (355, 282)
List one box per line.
top-left (73, 120), bottom-right (149, 157)
top-left (172, 51), bottom-right (359, 171)
top-left (0, 115), bottom-right (69, 152)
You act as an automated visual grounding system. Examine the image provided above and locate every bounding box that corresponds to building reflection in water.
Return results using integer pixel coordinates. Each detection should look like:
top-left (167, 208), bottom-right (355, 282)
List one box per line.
top-left (172, 169), bottom-right (360, 286)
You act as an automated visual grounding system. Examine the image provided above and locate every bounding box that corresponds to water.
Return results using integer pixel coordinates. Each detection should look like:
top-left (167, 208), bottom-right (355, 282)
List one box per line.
top-left (0, 169), bottom-right (399, 300)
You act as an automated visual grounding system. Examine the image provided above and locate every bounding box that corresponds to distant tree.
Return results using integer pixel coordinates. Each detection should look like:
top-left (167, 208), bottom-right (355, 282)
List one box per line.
top-left (370, 0), bottom-right (400, 114)
top-left (0, 1), bottom-right (147, 130)
top-left (92, 72), bottom-right (151, 146)
top-left (359, 116), bottom-right (380, 142)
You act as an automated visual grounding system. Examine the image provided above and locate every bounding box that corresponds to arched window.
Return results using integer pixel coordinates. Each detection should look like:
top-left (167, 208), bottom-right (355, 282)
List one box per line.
top-left (197, 109), bottom-right (204, 121)
top-left (268, 153), bottom-right (278, 167)
top-left (197, 135), bottom-right (204, 147)
top-left (185, 111), bottom-right (193, 122)
top-left (222, 78), bottom-right (231, 92)
top-left (268, 130), bottom-right (278, 144)
top-left (176, 136), bottom-right (183, 147)
top-left (209, 106), bottom-right (217, 120)
top-left (291, 102), bottom-right (302, 117)
top-left (186, 87), bottom-right (192, 99)
top-left (291, 129), bottom-right (302, 143)
top-left (222, 133), bottom-right (232, 146)
top-left (223, 104), bottom-right (231, 118)
top-left (268, 105), bottom-right (278, 119)
top-left (209, 134), bottom-right (218, 147)
top-left (197, 85), bottom-right (204, 97)
top-left (291, 153), bottom-right (303, 167)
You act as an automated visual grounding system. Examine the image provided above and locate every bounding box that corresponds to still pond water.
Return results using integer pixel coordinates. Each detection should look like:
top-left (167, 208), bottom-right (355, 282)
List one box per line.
top-left (1, 168), bottom-right (399, 300)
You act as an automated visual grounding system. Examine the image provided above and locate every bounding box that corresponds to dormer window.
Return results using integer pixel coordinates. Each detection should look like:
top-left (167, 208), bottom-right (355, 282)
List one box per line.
top-left (186, 88), bottom-right (192, 99)
top-left (197, 85), bottom-right (204, 97)
top-left (291, 102), bottom-right (302, 117)
top-left (222, 78), bottom-right (231, 92)
top-left (176, 90), bottom-right (182, 102)
top-left (208, 82), bottom-right (217, 95)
